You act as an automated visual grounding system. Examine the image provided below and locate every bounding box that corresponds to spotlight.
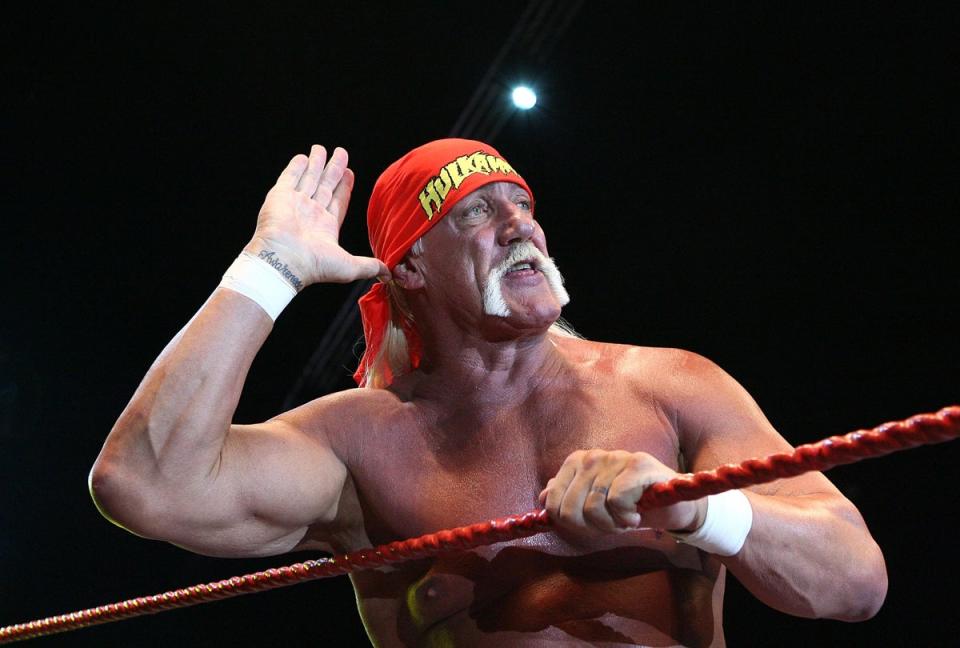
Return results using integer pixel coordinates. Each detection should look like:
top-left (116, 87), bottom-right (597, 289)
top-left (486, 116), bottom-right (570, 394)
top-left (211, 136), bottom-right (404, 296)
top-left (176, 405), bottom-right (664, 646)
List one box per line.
top-left (511, 86), bottom-right (537, 110)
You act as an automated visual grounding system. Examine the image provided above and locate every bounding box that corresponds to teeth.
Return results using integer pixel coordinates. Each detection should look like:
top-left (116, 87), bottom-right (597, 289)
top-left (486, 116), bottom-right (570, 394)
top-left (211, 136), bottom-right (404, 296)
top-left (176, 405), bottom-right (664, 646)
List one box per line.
top-left (509, 262), bottom-right (533, 272)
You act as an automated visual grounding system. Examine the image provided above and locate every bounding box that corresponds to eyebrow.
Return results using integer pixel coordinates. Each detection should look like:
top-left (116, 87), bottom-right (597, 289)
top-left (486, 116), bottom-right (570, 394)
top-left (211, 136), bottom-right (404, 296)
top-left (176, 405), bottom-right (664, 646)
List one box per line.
top-left (457, 186), bottom-right (530, 208)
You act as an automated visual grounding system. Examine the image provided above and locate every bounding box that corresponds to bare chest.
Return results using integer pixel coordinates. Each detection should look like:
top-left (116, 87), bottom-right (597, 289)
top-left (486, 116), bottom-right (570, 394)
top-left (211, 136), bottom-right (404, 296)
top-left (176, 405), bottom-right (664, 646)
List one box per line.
top-left (335, 381), bottom-right (720, 647)
top-left (350, 386), bottom-right (679, 550)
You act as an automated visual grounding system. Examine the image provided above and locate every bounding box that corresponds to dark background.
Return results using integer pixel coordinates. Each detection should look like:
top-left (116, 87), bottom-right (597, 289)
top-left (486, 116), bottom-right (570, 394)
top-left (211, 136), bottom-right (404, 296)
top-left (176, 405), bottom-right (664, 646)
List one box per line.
top-left (3, 2), bottom-right (957, 646)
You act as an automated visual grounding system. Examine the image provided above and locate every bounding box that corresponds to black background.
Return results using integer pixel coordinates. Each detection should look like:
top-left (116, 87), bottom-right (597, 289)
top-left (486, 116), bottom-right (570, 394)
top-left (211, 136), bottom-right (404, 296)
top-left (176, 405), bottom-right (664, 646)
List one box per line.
top-left (3, 3), bottom-right (958, 646)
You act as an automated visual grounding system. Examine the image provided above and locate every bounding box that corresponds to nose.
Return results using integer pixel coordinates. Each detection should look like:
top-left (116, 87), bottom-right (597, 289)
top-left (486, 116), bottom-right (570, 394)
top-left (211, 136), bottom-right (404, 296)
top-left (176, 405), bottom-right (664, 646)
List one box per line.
top-left (497, 204), bottom-right (536, 246)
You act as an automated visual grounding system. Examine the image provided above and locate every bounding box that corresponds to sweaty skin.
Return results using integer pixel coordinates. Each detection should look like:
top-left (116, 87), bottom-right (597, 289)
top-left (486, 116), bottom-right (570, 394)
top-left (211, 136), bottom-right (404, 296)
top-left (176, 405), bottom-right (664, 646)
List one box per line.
top-left (91, 145), bottom-right (886, 648)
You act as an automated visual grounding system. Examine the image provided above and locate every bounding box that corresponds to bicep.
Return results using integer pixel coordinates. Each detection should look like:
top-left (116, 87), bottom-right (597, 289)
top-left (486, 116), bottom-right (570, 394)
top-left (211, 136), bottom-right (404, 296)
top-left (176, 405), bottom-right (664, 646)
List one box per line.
top-left (162, 418), bottom-right (348, 557)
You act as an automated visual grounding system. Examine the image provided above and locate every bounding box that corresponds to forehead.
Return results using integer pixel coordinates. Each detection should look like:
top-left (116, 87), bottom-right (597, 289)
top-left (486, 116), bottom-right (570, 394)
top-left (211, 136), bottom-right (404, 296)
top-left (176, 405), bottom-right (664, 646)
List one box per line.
top-left (455, 181), bottom-right (531, 204)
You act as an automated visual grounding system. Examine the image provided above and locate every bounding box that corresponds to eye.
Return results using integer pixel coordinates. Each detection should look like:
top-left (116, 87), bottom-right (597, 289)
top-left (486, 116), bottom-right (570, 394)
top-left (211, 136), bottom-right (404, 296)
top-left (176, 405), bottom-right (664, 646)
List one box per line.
top-left (511, 192), bottom-right (532, 211)
top-left (461, 200), bottom-right (490, 220)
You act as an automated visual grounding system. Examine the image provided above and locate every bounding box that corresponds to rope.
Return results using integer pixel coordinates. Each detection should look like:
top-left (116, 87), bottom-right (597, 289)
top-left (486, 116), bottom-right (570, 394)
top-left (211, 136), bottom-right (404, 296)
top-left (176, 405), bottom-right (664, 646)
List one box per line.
top-left (2, 405), bottom-right (957, 643)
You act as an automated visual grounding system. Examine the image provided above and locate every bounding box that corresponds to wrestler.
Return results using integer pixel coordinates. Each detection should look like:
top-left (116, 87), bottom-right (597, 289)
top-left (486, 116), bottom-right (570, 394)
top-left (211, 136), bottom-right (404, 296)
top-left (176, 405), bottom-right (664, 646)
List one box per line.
top-left (90, 139), bottom-right (887, 647)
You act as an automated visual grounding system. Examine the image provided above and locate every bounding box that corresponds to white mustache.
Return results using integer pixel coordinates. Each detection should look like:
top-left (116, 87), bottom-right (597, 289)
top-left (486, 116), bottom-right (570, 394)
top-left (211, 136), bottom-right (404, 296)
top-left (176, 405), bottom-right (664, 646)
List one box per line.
top-left (482, 241), bottom-right (571, 317)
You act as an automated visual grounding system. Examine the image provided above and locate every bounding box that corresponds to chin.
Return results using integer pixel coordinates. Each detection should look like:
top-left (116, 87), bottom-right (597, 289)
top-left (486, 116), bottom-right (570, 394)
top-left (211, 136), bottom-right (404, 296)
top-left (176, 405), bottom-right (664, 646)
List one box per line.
top-left (497, 300), bottom-right (563, 336)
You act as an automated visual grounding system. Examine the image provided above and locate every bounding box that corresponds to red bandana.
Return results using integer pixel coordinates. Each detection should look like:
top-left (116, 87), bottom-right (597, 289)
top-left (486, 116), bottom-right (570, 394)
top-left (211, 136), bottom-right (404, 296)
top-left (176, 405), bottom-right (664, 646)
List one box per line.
top-left (354, 138), bottom-right (534, 386)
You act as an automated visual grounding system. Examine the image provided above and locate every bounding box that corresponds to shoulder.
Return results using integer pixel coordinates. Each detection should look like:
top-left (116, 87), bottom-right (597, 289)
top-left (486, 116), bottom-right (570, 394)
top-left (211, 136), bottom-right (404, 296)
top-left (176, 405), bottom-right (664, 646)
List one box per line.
top-left (272, 386), bottom-right (412, 459)
top-left (614, 346), bottom-right (754, 420)
top-left (552, 335), bottom-right (721, 388)
top-left (278, 386), bottom-right (405, 424)
top-left (554, 338), bottom-right (751, 425)
top-left (556, 337), bottom-right (792, 468)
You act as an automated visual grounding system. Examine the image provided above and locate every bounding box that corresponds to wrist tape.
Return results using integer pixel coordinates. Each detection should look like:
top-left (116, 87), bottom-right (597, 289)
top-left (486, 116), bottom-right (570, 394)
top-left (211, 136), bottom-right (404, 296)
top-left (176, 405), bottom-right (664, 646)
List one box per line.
top-left (669, 489), bottom-right (753, 556)
top-left (219, 252), bottom-right (298, 321)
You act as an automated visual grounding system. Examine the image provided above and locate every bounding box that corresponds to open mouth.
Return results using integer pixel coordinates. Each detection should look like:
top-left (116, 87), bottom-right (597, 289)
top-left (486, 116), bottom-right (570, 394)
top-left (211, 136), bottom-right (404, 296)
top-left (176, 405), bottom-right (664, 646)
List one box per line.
top-left (504, 259), bottom-right (538, 275)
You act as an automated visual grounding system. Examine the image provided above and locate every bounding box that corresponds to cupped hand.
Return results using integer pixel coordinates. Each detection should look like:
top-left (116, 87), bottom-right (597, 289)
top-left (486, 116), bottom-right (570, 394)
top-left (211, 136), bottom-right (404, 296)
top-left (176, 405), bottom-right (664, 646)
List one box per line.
top-left (244, 145), bottom-right (390, 287)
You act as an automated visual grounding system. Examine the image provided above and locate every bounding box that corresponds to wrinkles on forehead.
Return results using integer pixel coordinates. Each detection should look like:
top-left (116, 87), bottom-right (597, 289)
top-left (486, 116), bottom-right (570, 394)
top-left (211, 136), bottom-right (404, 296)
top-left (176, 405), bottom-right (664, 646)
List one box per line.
top-left (451, 181), bottom-right (532, 212)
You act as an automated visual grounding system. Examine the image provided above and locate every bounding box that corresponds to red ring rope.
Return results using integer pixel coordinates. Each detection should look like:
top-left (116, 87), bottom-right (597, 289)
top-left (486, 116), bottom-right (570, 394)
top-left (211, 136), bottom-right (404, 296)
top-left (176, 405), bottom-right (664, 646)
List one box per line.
top-left (2, 405), bottom-right (957, 643)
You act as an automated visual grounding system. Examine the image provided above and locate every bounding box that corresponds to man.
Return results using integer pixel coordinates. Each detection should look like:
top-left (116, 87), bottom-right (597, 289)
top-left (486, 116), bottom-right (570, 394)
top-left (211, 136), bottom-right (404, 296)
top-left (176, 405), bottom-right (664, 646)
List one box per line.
top-left (90, 139), bottom-right (887, 647)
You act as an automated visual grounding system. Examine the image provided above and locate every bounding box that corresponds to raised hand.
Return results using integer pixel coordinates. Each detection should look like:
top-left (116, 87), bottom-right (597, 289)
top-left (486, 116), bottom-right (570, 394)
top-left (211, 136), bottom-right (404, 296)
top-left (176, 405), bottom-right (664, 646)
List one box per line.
top-left (244, 145), bottom-right (389, 287)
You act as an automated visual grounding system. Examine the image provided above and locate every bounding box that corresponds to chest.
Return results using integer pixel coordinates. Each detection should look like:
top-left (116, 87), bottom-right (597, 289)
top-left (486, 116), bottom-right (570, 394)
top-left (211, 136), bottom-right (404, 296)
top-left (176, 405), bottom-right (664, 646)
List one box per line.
top-left (350, 386), bottom-right (680, 548)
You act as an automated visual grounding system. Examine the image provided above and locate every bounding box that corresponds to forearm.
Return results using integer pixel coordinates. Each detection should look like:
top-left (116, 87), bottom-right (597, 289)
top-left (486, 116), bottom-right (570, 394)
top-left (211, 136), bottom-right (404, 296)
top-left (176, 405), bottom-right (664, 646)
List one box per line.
top-left (91, 146), bottom-right (384, 547)
top-left (92, 286), bottom-right (273, 506)
top-left (724, 490), bottom-right (887, 621)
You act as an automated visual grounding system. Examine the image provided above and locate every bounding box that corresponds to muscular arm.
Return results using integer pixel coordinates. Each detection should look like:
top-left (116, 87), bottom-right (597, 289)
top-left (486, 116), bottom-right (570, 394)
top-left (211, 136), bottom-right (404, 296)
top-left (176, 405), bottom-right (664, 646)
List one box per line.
top-left (90, 290), bottom-right (348, 556)
top-left (90, 146), bottom-right (387, 558)
top-left (541, 347), bottom-right (887, 621)
top-left (671, 351), bottom-right (888, 621)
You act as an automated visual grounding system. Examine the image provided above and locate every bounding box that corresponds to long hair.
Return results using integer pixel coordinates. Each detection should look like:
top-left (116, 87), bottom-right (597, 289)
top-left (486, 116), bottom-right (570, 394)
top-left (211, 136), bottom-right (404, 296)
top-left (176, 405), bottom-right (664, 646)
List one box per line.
top-left (361, 282), bottom-right (417, 389)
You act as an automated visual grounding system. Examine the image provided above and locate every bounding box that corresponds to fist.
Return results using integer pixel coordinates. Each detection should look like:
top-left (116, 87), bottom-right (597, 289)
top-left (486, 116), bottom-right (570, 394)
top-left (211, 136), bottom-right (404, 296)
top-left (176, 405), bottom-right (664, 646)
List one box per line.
top-left (538, 449), bottom-right (706, 535)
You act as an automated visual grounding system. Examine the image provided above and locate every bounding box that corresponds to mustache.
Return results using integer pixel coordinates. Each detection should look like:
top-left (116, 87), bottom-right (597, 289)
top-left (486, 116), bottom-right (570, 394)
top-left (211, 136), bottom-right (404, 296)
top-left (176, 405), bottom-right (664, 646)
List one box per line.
top-left (482, 241), bottom-right (571, 318)
top-left (491, 241), bottom-right (555, 277)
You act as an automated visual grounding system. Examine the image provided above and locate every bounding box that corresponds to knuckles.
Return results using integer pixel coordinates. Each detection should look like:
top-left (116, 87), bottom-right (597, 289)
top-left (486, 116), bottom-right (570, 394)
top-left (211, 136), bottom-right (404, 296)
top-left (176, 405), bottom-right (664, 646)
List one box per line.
top-left (580, 449), bottom-right (605, 468)
top-left (564, 449), bottom-right (586, 465)
top-left (557, 512), bottom-right (575, 526)
top-left (546, 448), bottom-right (673, 533)
top-left (582, 504), bottom-right (615, 530)
top-left (605, 489), bottom-right (635, 514)
top-left (624, 453), bottom-right (646, 472)
top-left (564, 448), bottom-right (647, 471)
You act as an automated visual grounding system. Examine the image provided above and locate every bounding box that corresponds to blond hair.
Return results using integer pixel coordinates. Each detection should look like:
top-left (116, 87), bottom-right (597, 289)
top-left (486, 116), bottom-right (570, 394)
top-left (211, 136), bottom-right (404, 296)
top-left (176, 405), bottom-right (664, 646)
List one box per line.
top-left (362, 282), bottom-right (417, 389)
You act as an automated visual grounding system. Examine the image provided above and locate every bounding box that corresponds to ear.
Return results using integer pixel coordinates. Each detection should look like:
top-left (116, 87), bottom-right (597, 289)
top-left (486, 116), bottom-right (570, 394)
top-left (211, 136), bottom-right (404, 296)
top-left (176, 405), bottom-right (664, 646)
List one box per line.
top-left (393, 259), bottom-right (425, 290)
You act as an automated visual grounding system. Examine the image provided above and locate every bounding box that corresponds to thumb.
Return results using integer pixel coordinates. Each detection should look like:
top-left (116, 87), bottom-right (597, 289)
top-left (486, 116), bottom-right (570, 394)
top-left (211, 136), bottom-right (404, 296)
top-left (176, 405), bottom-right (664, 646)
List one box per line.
top-left (612, 510), bottom-right (642, 529)
top-left (351, 256), bottom-right (390, 282)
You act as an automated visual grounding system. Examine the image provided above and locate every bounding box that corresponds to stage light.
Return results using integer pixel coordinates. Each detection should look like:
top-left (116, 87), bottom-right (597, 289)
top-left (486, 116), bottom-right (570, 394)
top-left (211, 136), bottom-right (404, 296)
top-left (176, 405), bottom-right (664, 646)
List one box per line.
top-left (511, 86), bottom-right (537, 110)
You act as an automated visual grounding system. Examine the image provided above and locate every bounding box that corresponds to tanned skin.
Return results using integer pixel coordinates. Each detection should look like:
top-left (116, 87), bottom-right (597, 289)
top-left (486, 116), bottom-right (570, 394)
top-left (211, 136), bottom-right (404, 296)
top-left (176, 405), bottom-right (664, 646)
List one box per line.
top-left (91, 146), bottom-right (887, 647)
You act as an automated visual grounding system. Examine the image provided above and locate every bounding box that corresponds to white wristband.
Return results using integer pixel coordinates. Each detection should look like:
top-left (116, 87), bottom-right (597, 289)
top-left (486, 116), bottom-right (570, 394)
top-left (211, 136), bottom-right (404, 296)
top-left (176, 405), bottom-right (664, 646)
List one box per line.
top-left (219, 252), bottom-right (299, 321)
top-left (669, 489), bottom-right (753, 556)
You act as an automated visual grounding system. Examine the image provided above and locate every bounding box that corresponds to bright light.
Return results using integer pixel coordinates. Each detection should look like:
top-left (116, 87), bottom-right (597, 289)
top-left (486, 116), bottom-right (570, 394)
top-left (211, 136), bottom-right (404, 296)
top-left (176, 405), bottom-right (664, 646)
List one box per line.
top-left (511, 86), bottom-right (537, 110)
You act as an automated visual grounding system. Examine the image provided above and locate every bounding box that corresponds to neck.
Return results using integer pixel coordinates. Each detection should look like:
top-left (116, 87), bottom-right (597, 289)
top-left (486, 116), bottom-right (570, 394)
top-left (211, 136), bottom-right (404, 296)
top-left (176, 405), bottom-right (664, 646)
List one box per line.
top-left (409, 312), bottom-right (564, 406)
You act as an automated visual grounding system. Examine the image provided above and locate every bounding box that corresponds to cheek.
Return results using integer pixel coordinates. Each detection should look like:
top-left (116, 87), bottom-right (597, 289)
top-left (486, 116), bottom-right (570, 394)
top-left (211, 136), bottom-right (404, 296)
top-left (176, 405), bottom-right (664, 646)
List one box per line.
top-left (469, 235), bottom-right (498, 273)
top-left (425, 244), bottom-right (482, 291)
top-left (531, 226), bottom-right (549, 251)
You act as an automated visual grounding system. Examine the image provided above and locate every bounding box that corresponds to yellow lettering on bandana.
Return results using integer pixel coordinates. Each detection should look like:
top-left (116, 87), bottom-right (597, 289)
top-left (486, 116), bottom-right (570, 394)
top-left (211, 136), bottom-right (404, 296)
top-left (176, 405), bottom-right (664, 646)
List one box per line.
top-left (434, 168), bottom-right (453, 201)
top-left (417, 151), bottom-right (517, 219)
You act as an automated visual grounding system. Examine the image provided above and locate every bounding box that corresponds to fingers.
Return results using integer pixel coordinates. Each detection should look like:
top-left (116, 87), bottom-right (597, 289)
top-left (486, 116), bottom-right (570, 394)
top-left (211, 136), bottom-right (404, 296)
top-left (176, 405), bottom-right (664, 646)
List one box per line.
top-left (541, 450), bottom-right (617, 533)
top-left (276, 154), bottom-right (309, 189)
top-left (583, 482), bottom-right (628, 532)
top-left (540, 454), bottom-right (579, 518)
top-left (284, 145), bottom-right (349, 206)
top-left (606, 473), bottom-right (643, 529)
top-left (558, 465), bottom-right (598, 529)
top-left (579, 450), bottom-right (640, 532)
top-left (328, 167), bottom-right (355, 226)
top-left (294, 145), bottom-right (329, 196)
top-left (540, 450), bottom-right (653, 534)
top-left (311, 147), bottom-right (349, 204)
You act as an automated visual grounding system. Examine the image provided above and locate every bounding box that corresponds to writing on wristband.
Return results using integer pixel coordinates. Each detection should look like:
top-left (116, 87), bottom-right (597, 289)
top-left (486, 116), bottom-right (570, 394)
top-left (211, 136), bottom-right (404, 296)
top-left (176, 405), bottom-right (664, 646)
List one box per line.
top-left (668, 489), bottom-right (753, 556)
top-left (220, 252), bottom-right (298, 321)
top-left (254, 250), bottom-right (304, 291)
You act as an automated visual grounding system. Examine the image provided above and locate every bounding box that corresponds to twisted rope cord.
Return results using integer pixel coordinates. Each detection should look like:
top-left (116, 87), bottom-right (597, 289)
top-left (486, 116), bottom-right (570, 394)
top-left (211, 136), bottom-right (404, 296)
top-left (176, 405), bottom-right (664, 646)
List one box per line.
top-left (2, 405), bottom-right (957, 643)
top-left (639, 405), bottom-right (960, 509)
